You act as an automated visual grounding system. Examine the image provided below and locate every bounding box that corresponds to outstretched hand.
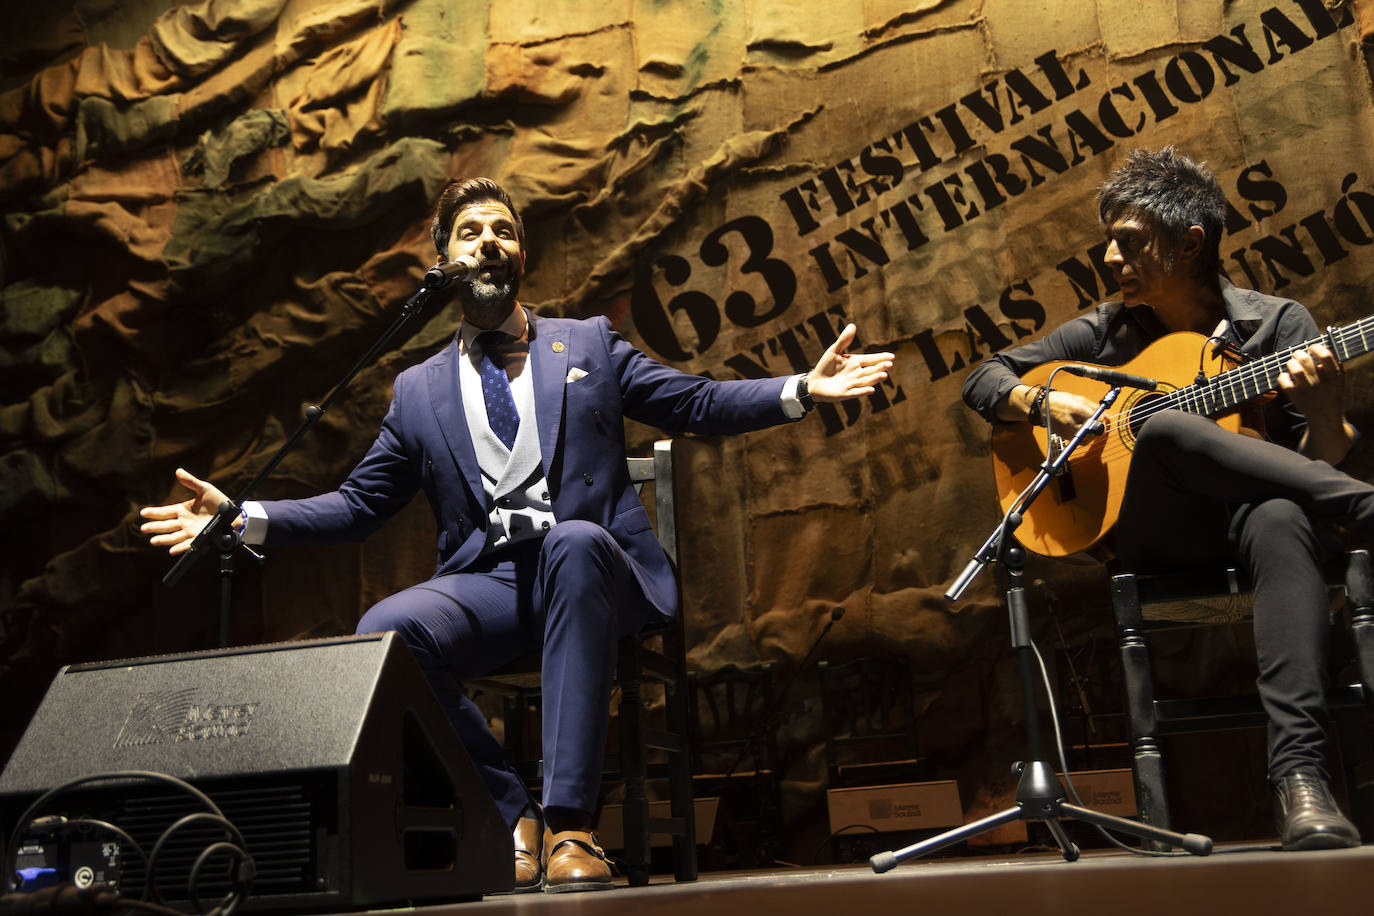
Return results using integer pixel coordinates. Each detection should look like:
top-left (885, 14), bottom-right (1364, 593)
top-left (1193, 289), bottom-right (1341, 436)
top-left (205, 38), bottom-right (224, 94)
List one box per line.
top-left (806, 323), bottom-right (895, 402)
top-left (139, 468), bottom-right (234, 556)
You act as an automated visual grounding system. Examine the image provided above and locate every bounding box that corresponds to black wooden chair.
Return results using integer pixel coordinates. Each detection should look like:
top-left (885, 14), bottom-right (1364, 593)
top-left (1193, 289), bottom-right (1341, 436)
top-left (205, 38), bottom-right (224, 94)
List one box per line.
top-left (816, 656), bottom-right (932, 862)
top-left (817, 656), bottom-right (924, 788)
top-left (687, 662), bottom-right (783, 868)
top-left (473, 439), bottom-right (696, 886)
top-left (1110, 548), bottom-right (1374, 833)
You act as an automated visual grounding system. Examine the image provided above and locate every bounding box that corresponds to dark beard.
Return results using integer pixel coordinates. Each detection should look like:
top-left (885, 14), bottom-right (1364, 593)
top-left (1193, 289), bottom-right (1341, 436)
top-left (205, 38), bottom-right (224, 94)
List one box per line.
top-left (456, 271), bottom-right (521, 328)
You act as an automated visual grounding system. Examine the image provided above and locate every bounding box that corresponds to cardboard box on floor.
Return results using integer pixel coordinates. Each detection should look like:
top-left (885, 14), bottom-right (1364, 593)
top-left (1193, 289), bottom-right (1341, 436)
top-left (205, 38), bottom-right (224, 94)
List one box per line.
top-left (826, 780), bottom-right (963, 834)
top-left (826, 769), bottom-right (1135, 841)
top-left (1059, 768), bottom-right (1138, 818)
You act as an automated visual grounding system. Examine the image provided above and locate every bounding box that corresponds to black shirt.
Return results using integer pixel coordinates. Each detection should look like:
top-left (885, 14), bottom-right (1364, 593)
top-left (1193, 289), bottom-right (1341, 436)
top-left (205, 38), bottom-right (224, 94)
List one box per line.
top-left (960, 278), bottom-right (1323, 453)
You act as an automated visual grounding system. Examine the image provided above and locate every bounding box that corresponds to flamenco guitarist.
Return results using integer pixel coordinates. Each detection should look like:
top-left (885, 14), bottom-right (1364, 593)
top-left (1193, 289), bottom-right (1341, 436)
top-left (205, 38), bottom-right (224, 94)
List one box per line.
top-left (963, 147), bottom-right (1373, 850)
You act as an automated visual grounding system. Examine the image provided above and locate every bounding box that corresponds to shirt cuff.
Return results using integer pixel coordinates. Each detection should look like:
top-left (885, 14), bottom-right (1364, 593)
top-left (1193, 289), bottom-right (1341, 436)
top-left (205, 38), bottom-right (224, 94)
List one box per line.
top-left (780, 374), bottom-right (807, 419)
top-left (241, 501), bottom-right (268, 546)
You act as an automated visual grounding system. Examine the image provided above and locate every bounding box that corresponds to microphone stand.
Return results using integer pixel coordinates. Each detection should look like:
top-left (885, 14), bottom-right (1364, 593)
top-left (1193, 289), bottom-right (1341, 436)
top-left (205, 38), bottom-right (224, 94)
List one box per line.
top-left (160, 271), bottom-right (453, 647)
top-left (872, 387), bottom-right (1213, 872)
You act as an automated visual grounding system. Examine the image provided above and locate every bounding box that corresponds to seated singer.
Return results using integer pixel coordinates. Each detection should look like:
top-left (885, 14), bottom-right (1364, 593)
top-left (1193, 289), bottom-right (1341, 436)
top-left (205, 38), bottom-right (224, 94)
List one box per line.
top-left (962, 148), bottom-right (1371, 850)
top-left (140, 177), bottom-right (895, 892)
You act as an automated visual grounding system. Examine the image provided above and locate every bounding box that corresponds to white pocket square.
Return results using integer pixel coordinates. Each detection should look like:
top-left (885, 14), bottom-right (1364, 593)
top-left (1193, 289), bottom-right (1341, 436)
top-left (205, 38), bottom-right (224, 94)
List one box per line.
top-left (566, 367), bottom-right (589, 383)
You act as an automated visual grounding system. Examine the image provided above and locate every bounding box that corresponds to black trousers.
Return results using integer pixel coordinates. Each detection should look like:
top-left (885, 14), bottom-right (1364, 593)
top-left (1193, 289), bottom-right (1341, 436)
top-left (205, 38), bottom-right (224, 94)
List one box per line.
top-left (1115, 410), bottom-right (1374, 782)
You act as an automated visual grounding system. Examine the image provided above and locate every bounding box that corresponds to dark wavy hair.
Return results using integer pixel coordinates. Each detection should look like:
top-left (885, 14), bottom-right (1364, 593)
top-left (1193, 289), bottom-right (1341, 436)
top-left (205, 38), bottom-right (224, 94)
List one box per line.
top-left (429, 178), bottom-right (525, 261)
top-left (1097, 147), bottom-right (1227, 280)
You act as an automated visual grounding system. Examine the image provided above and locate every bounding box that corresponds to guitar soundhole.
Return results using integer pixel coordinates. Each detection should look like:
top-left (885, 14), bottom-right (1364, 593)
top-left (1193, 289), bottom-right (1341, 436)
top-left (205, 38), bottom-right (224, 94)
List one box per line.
top-left (1123, 392), bottom-right (1168, 442)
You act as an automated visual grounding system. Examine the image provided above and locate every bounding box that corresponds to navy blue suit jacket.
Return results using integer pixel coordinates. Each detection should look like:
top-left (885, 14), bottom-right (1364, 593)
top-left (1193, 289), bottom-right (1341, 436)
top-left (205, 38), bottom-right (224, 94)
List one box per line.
top-left (259, 313), bottom-right (796, 617)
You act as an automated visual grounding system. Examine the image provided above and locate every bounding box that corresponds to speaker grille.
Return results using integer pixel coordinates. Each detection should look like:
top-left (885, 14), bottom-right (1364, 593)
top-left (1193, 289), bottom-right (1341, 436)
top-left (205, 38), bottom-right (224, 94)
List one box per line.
top-left (47, 774), bottom-right (332, 905)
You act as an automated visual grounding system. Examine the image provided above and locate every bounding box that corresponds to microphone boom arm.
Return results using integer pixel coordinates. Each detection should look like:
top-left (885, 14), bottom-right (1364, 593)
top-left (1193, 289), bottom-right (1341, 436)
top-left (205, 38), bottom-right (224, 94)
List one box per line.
top-left (944, 387), bottom-right (1120, 603)
top-left (162, 271), bottom-right (451, 589)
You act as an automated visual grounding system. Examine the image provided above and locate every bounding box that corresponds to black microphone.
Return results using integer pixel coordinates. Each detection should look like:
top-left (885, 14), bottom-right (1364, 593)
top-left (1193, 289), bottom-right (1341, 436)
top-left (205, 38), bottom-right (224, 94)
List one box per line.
top-left (422, 255), bottom-right (480, 289)
top-left (1063, 364), bottom-right (1158, 391)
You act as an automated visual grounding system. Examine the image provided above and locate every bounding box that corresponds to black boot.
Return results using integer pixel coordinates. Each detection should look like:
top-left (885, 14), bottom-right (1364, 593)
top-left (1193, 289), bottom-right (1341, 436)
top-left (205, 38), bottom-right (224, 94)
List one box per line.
top-left (1273, 767), bottom-right (1361, 850)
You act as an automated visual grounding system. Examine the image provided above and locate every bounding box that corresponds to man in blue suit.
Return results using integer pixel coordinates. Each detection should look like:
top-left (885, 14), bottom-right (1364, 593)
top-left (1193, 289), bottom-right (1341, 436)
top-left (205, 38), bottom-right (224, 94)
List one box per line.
top-left (141, 178), bottom-right (894, 892)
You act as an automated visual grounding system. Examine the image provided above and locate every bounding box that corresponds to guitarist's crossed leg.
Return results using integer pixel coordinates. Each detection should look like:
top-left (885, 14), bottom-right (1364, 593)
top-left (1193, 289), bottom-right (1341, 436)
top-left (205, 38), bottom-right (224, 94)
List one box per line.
top-left (1116, 409), bottom-right (1374, 571)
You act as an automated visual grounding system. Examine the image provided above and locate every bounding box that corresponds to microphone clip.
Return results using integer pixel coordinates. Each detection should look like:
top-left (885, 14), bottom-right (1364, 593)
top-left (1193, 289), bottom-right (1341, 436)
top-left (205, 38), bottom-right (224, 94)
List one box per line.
top-left (1046, 433), bottom-right (1067, 476)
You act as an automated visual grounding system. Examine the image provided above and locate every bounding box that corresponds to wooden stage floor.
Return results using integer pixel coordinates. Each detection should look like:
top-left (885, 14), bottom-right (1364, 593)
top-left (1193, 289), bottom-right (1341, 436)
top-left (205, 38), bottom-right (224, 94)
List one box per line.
top-left (357, 843), bottom-right (1371, 916)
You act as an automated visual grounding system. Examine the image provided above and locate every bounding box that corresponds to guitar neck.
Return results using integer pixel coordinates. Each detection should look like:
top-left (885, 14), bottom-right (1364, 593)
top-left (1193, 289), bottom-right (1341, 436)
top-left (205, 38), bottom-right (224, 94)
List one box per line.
top-left (1163, 316), bottom-right (1374, 417)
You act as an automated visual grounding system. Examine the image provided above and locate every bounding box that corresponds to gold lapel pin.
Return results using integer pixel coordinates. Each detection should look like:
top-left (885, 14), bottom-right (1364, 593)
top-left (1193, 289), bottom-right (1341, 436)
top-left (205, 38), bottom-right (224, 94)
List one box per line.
top-left (552, 341), bottom-right (565, 353)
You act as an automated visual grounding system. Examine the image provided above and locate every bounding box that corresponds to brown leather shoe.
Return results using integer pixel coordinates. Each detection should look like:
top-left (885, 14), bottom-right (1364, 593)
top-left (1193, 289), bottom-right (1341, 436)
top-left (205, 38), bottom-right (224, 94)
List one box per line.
top-left (512, 813), bottom-right (545, 893)
top-left (542, 828), bottom-right (614, 893)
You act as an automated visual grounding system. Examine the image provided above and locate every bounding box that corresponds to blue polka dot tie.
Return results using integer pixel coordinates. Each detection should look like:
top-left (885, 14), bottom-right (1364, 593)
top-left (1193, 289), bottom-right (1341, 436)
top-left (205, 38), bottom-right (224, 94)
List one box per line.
top-left (475, 331), bottom-right (519, 449)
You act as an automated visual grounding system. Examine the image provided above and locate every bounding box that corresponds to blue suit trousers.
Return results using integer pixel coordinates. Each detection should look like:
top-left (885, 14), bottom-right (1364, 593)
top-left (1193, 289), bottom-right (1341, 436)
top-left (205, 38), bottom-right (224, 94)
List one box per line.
top-left (356, 520), bottom-right (662, 826)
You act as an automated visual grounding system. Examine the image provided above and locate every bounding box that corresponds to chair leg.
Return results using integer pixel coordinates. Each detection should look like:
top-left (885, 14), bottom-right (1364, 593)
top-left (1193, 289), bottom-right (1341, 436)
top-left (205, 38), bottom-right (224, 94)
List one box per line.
top-left (1111, 572), bottom-right (1173, 838)
top-left (617, 636), bottom-right (652, 887)
top-left (1345, 550), bottom-right (1374, 711)
top-left (661, 625), bottom-right (698, 882)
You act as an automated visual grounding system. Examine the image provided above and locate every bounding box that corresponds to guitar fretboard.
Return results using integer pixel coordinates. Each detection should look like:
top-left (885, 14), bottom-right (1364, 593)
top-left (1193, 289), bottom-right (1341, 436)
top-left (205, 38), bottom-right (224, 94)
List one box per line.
top-left (1161, 315), bottom-right (1374, 417)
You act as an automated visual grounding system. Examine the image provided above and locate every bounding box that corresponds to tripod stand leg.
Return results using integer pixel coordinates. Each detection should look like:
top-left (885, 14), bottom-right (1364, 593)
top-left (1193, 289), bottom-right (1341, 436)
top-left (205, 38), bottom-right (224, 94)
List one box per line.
top-left (1040, 816), bottom-right (1080, 862)
top-left (1058, 802), bottom-right (1212, 855)
top-left (870, 806), bottom-right (1025, 872)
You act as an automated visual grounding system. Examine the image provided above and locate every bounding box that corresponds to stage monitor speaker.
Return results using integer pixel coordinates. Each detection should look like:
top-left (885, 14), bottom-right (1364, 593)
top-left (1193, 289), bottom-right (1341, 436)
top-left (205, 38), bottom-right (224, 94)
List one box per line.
top-left (0, 632), bottom-right (514, 909)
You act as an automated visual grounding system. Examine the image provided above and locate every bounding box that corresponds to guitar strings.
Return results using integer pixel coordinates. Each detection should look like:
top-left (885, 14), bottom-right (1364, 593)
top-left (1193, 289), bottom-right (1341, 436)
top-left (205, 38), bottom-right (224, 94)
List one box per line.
top-left (1061, 322), bottom-right (1363, 468)
top-left (1051, 319), bottom-right (1372, 471)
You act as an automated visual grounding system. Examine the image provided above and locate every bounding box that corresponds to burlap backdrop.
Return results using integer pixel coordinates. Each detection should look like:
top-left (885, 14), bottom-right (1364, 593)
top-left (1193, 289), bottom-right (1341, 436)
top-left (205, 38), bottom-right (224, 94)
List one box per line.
top-left (3, 0), bottom-right (1374, 851)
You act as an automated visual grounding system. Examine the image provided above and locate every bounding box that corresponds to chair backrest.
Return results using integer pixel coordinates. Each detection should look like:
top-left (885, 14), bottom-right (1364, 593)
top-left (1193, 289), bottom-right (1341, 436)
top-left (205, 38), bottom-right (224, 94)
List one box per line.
top-left (687, 663), bottom-right (777, 776)
top-left (817, 656), bottom-right (919, 772)
top-left (627, 439), bottom-right (677, 565)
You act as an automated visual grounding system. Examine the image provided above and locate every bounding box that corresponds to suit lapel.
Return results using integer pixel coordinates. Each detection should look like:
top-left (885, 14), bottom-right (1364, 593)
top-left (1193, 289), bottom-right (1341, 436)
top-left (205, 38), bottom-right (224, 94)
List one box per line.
top-left (427, 342), bottom-right (484, 502)
top-left (528, 315), bottom-right (568, 473)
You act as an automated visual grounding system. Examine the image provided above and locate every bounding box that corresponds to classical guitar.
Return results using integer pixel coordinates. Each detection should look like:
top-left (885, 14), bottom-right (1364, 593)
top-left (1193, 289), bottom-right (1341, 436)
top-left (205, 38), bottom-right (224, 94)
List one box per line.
top-left (991, 320), bottom-right (1374, 558)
